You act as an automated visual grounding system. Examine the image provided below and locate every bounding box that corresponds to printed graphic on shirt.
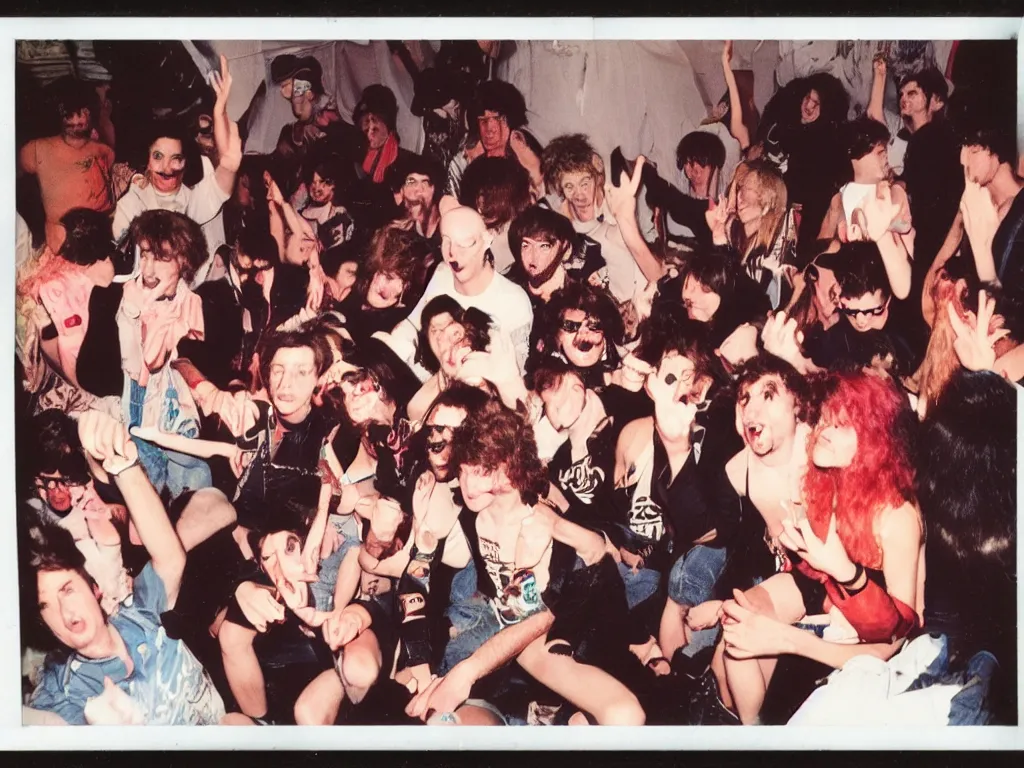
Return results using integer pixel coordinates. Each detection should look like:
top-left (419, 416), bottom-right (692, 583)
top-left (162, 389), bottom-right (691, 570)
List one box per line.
top-left (557, 454), bottom-right (605, 505)
top-left (478, 535), bottom-right (515, 596)
top-left (628, 495), bottom-right (664, 542)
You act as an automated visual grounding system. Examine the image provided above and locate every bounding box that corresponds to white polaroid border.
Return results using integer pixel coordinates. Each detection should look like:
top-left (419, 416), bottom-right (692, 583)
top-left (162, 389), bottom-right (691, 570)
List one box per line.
top-left (1, 15), bottom-right (1022, 752)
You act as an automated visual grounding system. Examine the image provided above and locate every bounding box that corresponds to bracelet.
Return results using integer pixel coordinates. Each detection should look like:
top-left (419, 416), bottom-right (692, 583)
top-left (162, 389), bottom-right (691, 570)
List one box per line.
top-left (109, 456), bottom-right (141, 478)
top-left (837, 563), bottom-right (865, 588)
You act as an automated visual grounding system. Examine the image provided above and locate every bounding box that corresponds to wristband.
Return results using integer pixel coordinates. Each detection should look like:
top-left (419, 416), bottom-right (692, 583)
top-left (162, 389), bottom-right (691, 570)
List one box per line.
top-left (837, 563), bottom-right (864, 588)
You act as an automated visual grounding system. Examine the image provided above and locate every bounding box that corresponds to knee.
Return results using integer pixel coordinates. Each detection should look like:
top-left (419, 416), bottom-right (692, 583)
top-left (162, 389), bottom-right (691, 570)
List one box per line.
top-left (595, 694), bottom-right (646, 726)
top-left (219, 620), bottom-right (256, 656)
top-left (341, 648), bottom-right (381, 690)
top-left (294, 692), bottom-right (333, 726)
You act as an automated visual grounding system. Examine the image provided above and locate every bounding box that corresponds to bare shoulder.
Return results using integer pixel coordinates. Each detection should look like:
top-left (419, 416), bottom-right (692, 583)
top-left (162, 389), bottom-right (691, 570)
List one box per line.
top-left (877, 501), bottom-right (923, 542)
top-left (725, 449), bottom-right (746, 494)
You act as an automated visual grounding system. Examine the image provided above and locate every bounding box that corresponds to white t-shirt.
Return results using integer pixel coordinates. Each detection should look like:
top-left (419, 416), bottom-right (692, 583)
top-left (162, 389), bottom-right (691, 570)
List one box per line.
top-left (112, 156), bottom-right (231, 285)
top-left (384, 261), bottom-right (534, 382)
top-left (571, 209), bottom-right (645, 304)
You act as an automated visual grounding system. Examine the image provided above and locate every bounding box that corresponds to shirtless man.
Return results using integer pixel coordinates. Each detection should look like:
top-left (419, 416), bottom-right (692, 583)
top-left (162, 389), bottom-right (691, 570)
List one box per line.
top-left (19, 77), bottom-right (115, 254)
top-left (404, 399), bottom-right (644, 726)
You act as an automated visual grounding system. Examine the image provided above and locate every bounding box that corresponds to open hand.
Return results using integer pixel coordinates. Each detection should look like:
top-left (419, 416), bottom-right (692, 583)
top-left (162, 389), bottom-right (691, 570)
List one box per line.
top-left (948, 289), bottom-right (1010, 372)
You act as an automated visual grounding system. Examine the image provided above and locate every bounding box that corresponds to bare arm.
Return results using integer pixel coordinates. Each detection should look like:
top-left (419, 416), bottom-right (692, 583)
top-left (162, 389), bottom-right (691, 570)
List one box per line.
top-left (332, 546), bottom-right (365, 611)
top-left (876, 229), bottom-right (912, 300)
top-left (533, 503), bottom-right (606, 566)
top-left (721, 41), bottom-right (751, 150)
top-left (616, 214), bottom-right (666, 286)
top-left (817, 192), bottom-right (843, 243)
top-left (460, 609), bottom-right (555, 683)
top-left (210, 55), bottom-right (241, 197)
top-left (877, 502), bottom-right (924, 619)
top-left (922, 211), bottom-right (964, 325)
top-left (867, 56), bottom-right (887, 125)
top-left (268, 200), bottom-right (286, 261)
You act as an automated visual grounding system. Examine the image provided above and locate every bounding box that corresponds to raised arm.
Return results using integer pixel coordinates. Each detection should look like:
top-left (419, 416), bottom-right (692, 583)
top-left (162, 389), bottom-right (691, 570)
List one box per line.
top-left (866, 55), bottom-right (887, 125)
top-left (922, 210), bottom-right (964, 324)
top-left (210, 55), bottom-right (242, 197)
top-left (604, 157), bottom-right (666, 285)
top-left (721, 41), bottom-right (750, 150)
top-left (77, 411), bottom-right (186, 607)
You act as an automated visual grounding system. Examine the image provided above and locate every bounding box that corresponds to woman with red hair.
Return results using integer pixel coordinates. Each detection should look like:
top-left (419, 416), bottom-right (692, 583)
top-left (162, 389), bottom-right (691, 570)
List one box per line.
top-left (712, 370), bottom-right (925, 725)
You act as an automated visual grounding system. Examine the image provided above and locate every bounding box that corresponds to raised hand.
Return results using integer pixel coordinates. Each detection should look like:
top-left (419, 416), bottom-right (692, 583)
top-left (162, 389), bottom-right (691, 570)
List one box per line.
top-left (603, 155), bottom-right (646, 223)
top-left (722, 40), bottom-right (734, 67)
top-left (705, 194), bottom-right (729, 245)
top-left (872, 54), bottom-right (887, 81)
top-left (760, 311), bottom-right (808, 369)
top-left (210, 55), bottom-right (241, 173)
top-left (778, 513), bottom-right (857, 583)
top-left (849, 182), bottom-right (901, 243)
top-left (265, 172), bottom-right (284, 206)
top-left (948, 290), bottom-right (1010, 372)
top-left (78, 410), bottom-right (139, 477)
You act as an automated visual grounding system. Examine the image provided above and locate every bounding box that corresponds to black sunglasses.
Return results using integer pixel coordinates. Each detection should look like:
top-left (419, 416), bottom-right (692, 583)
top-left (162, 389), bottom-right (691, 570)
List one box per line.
top-left (559, 317), bottom-right (604, 334)
top-left (35, 476), bottom-right (88, 491)
top-left (839, 299), bottom-right (889, 318)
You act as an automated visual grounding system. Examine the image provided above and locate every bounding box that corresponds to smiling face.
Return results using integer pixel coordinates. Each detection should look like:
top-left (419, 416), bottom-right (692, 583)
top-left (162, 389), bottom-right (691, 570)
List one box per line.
top-left (683, 160), bottom-right (713, 197)
top-left (735, 173), bottom-right (765, 228)
top-left (560, 170), bottom-right (599, 223)
top-left (309, 172), bottom-right (335, 205)
top-left (147, 137), bottom-right (186, 194)
top-left (267, 346), bottom-right (318, 422)
top-left (800, 88), bottom-right (821, 124)
top-left (682, 275), bottom-right (721, 323)
top-left (540, 372), bottom-right (587, 431)
top-left (424, 404), bottom-right (468, 482)
top-left (840, 290), bottom-right (890, 332)
top-left (37, 568), bottom-right (106, 654)
top-left (556, 307), bottom-right (606, 368)
top-left (736, 373), bottom-right (799, 458)
top-left (811, 407), bottom-right (858, 468)
top-left (365, 271), bottom-right (405, 309)
top-left (360, 113), bottom-right (390, 150)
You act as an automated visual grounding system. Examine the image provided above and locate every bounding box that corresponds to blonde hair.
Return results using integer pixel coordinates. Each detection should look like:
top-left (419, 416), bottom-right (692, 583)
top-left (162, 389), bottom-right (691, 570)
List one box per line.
top-left (731, 160), bottom-right (788, 263)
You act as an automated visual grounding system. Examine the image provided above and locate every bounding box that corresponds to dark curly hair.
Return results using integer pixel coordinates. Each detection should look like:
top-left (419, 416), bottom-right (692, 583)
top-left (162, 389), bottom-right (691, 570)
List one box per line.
top-left (676, 130), bottom-right (727, 171)
top-left (415, 294), bottom-right (494, 373)
top-left (451, 397), bottom-right (548, 505)
top-left (356, 224), bottom-right (432, 305)
top-left (507, 205), bottom-right (576, 265)
top-left (734, 353), bottom-right (814, 424)
top-left (843, 116), bottom-right (891, 161)
top-left (458, 156), bottom-right (533, 230)
top-left (58, 208), bottom-right (117, 267)
top-left (469, 79), bottom-right (529, 131)
top-left (128, 209), bottom-right (209, 285)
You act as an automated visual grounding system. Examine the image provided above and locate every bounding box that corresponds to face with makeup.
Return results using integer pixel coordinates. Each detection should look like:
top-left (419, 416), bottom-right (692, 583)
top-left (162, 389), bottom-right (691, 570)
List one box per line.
top-left (840, 289), bottom-right (890, 333)
top-left (61, 107), bottom-right (92, 141)
top-left (402, 173), bottom-right (435, 211)
top-left (424, 404), bottom-right (469, 482)
top-left (35, 472), bottom-right (90, 516)
top-left (37, 568), bottom-right (107, 654)
top-left (341, 368), bottom-right (389, 426)
top-left (440, 207), bottom-right (493, 289)
top-left (520, 235), bottom-right (567, 288)
top-left (290, 80), bottom-right (315, 121)
top-left (556, 308), bottom-right (606, 368)
top-left (735, 373), bottom-right (799, 458)
top-left (477, 110), bottom-right (508, 155)
top-left (147, 137), bottom-right (186, 195)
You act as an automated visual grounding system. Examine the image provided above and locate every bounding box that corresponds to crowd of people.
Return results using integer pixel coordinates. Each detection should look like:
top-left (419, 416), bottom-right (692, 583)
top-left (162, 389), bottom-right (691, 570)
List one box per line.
top-left (13, 39), bottom-right (1019, 727)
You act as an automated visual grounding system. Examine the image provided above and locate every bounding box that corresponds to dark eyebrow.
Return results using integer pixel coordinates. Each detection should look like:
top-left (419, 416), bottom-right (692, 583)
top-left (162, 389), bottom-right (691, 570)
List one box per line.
top-left (764, 381), bottom-right (779, 396)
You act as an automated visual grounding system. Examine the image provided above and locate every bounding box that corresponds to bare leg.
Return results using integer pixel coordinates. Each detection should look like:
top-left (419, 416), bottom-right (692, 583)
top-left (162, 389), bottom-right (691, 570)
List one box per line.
top-left (517, 637), bottom-right (646, 725)
top-left (294, 669), bottom-right (345, 726)
top-left (337, 628), bottom-right (382, 706)
top-left (426, 704), bottom-right (504, 726)
top-left (721, 575), bottom-right (805, 725)
top-left (219, 620), bottom-right (266, 718)
top-left (220, 712), bottom-right (256, 725)
top-left (176, 488), bottom-right (238, 552)
top-left (658, 599), bottom-right (689, 662)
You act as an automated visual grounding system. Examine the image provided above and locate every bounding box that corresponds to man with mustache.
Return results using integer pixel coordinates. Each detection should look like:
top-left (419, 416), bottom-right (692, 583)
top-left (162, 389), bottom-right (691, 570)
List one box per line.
top-left (19, 76), bottom-right (115, 254)
top-left (381, 201), bottom-right (534, 382)
top-left (112, 55), bottom-right (242, 281)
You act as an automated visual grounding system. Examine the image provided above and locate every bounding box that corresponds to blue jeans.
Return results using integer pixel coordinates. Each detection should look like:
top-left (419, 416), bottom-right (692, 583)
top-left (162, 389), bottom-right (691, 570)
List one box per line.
top-left (440, 593), bottom-right (503, 675)
top-left (667, 545), bottom-right (728, 656)
top-left (617, 562), bottom-right (660, 610)
top-left (128, 379), bottom-right (212, 498)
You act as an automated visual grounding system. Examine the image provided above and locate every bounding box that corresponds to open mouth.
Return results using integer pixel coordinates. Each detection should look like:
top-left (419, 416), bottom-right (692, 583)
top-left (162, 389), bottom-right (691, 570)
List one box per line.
top-left (574, 340), bottom-right (597, 353)
top-left (745, 422), bottom-right (765, 441)
top-left (449, 262), bottom-right (463, 274)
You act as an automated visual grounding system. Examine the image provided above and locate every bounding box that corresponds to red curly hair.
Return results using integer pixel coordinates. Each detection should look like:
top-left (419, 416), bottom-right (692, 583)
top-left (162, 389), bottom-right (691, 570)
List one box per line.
top-left (803, 372), bottom-right (916, 570)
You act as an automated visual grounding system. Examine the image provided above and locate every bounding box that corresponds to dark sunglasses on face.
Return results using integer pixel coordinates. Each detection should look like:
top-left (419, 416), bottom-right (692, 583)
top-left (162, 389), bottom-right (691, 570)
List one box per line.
top-left (839, 299), bottom-right (889, 318)
top-left (559, 317), bottom-right (604, 335)
top-left (35, 476), bottom-right (88, 491)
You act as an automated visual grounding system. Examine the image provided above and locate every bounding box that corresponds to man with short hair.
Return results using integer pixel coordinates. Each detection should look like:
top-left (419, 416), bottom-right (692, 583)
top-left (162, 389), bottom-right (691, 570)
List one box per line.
top-left (18, 77), bottom-right (115, 254)
top-left (382, 203), bottom-right (534, 381)
top-left (505, 205), bottom-right (609, 306)
top-left (388, 153), bottom-right (446, 242)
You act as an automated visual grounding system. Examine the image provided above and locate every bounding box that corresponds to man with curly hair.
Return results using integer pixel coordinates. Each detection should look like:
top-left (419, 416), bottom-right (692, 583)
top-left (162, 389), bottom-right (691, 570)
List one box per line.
top-left (541, 133), bottom-right (662, 304)
top-left (403, 398), bottom-right (645, 726)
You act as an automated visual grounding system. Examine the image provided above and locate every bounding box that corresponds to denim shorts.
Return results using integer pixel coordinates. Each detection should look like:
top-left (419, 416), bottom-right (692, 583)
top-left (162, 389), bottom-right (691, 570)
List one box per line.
top-left (310, 520), bottom-right (362, 613)
top-left (666, 544), bottom-right (728, 607)
top-left (441, 594), bottom-right (503, 675)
